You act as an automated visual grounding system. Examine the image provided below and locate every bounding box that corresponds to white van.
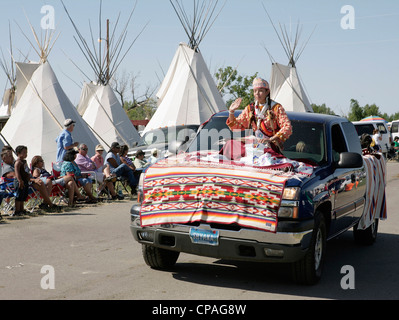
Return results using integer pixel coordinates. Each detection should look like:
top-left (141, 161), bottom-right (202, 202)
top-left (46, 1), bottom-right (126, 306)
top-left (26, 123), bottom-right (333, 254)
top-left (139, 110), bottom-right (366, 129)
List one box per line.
top-left (352, 120), bottom-right (392, 155)
top-left (390, 120), bottom-right (399, 141)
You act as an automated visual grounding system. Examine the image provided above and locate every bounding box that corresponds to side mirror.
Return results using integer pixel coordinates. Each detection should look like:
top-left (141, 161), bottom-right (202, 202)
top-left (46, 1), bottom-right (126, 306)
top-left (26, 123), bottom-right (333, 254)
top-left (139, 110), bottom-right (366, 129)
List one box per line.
top-left (337, 152), bottom-right (363, 168)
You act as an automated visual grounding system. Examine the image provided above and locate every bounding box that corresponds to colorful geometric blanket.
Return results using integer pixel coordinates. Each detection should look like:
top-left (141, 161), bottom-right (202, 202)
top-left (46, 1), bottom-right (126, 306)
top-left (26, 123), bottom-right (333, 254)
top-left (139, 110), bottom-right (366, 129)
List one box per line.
top-left (140, 153), bottom-right (292, 232)
top-left (358, 154), bottom-right (387, 229)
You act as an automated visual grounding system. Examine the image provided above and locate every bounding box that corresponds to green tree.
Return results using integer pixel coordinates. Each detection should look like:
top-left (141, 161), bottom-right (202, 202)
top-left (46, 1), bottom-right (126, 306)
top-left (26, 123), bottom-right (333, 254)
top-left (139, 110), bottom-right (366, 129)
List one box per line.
top-left (311, 103), bottom-right (336, 115)
top-left (215, 66), bottom-right (258, 109)
top-left (347, 99), bottom-right (365, 121)
top-left (124, 98), bottom-right (157, 120)
top-left (363, 103), bottom-right (380, 117)
top-left (390, 112), bottom-right (399, 122)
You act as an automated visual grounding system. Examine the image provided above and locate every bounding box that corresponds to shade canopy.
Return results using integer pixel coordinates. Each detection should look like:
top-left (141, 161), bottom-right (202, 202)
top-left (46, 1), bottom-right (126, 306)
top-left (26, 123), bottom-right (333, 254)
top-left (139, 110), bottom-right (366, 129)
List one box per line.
top-left (360, 115), bottom-right (387, 123)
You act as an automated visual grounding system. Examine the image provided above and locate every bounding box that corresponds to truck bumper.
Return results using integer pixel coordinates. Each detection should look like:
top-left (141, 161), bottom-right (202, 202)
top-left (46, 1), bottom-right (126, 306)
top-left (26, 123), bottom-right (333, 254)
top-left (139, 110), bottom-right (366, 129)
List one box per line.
top-left (130, 205), bottom-right (314, 263)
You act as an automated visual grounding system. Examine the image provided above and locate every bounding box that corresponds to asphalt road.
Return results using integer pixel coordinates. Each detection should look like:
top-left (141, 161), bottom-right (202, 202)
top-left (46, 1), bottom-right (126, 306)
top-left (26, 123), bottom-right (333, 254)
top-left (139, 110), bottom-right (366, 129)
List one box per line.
top-left (1, 162), bottom-right (399, 301)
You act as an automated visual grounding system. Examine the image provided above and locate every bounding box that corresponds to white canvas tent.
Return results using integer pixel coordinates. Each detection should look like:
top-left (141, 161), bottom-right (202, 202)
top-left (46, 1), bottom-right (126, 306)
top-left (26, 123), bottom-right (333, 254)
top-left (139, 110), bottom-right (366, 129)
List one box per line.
top-left (77, 82), bottom-right (140, 148)
top-left (144, 42), bottom-right (226, 134)
top-left (263, 7), bottom-right (314, 113)
top-left (143, 1), bottom-right (226, 134)
top-left (1, 61), bottom-right (100, 165)
top-left (0, 88), bottom-right (14, 119)
top-left (270, 62), bottom-right (313, 112)
top-left (0, 62), bottom-right (41, 119)
top-left (0, 24), bottom-right (17, 120)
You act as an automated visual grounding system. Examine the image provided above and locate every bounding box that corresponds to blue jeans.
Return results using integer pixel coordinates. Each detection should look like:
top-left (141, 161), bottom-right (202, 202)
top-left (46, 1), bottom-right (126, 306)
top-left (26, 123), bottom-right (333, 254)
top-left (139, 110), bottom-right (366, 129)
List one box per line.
top-left (111, 164), bottom-right (138, 188)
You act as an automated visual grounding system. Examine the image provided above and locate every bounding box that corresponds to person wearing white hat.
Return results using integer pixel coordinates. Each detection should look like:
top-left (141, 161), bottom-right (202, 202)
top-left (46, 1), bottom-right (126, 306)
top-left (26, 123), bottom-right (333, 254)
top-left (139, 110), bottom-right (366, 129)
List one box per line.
top-left (55, 119), bottom-right (79, 162)
top-left (148, 148), bottom-right (159, 165)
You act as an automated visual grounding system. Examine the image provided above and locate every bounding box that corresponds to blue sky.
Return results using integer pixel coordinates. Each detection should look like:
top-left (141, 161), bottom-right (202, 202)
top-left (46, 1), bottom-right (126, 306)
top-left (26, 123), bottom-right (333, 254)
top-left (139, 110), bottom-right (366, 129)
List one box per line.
top-left (1, 0), bottom-right (398, 117)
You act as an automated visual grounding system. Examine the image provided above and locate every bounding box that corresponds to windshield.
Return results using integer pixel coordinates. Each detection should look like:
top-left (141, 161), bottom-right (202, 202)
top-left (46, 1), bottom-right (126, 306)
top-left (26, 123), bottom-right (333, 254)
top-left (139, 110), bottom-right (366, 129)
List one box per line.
top-left (138, 125), bottom-right (199, 147)
top-left (188, 116), bottom-right (326, 166)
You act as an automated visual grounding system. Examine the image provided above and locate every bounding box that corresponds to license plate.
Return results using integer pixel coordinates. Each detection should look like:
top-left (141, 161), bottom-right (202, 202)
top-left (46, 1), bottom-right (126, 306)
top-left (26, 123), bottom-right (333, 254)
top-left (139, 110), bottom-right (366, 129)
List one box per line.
top-left (189, 228), bottom-right (219, 246)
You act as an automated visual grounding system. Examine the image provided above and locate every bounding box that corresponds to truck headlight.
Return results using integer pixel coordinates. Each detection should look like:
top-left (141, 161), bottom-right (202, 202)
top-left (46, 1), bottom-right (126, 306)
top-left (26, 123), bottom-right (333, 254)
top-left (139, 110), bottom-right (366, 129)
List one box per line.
top-left (282, 187), bottom-right (300, 200)
top-left (279, 187), bottom-right (300, 218)
top-left (278, 201), bottom-right (299, 218)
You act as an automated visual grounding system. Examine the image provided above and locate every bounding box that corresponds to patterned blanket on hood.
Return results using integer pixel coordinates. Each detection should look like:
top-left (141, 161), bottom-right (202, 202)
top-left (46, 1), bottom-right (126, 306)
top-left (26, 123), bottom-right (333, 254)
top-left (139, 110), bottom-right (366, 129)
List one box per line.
top-left (140, 150), bottom-right (313, 233)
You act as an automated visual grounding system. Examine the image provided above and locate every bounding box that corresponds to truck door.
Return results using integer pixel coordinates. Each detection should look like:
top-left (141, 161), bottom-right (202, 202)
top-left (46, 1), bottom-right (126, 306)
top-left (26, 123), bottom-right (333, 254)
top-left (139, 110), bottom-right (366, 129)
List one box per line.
top-left (330, 124), bottom-right (362, 235)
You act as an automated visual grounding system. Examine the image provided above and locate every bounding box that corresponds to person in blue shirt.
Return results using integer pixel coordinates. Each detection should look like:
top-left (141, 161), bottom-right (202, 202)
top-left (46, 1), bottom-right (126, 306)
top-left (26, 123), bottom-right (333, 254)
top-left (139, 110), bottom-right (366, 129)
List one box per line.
top-left (105, 142), bottom-right (138, 195)
top-left (56, 119), bottom-right (79, 162)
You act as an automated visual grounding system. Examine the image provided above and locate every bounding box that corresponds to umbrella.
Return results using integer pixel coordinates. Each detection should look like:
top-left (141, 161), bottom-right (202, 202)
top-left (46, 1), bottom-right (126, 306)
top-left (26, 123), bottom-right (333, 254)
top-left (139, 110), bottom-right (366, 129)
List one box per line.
top-left (360, 115), bottom-right (388, 123)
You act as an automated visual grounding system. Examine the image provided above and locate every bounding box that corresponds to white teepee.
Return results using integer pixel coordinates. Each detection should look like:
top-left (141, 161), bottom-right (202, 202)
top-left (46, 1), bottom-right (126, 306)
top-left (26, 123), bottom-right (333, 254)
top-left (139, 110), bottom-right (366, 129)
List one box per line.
top-left (0, 62), bottom-right (41, 119)
top-left (144, 43), bottom-right (226, 133)
top-left (0, 89), bottom-right (14, 119)
top-left (143, 0), bottom-right (226, 134)
top-left (77, 82), bottom-right (140, 148)
top-left (1, 61), bottom-right (100, 165)
top-left (0, 25), bottom-right (17, 120)
top-left (269, 62), bottom-right (312, 112)
top-left (62, 1), bottom-right (143, 148)
top-left (264, 7), bottom-right (314, 113)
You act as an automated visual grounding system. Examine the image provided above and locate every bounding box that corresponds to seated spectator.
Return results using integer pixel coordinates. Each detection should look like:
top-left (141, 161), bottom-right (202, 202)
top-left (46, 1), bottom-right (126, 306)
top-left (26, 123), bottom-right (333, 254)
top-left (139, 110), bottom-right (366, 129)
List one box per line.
top-left (75, 143), bottom-right (122, 200)
top-left (148, 148), bottom-right (159, 165)
top-left (1, 147), bottom-right (15, 179)
top-left (105, 142), bottom-right (138, 195)
top-left (393, 137), bottom-right (399, 152)
top-left (14, 146), bottom-right (60, 215)
top-left (61, 149), bottom-right (97, 203)
top-left (91, 144), bottom-right (105, 171)
top-left (133, 149), bottom-right (149, 169)
top-left (31, 155), bottom-right (86, 207)
top-left (119, 145), bottom-right (136, 171)
top-left (75, 143), bottom-right (105, 183)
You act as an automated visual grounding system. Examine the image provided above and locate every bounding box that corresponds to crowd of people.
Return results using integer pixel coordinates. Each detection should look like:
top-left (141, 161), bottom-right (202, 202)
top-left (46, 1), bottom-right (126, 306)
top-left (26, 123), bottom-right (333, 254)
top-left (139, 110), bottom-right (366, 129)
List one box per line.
top-left (0, 118), bottom-right (158, 219)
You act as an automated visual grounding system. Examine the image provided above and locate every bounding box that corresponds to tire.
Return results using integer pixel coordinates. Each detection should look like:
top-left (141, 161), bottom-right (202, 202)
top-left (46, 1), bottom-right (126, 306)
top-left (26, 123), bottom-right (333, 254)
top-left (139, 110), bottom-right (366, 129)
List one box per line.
top-left (142, 244), bottom-right (180, 269)
top-left (353, 219), bottom-right (378, 246)
top-left (292, 212), bottom-right (326, 285)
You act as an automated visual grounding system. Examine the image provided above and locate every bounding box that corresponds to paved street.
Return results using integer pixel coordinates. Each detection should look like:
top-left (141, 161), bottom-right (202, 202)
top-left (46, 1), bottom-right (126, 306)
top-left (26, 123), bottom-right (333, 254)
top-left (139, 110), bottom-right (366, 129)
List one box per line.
top-left (1, 162), bottom-right (399, 300)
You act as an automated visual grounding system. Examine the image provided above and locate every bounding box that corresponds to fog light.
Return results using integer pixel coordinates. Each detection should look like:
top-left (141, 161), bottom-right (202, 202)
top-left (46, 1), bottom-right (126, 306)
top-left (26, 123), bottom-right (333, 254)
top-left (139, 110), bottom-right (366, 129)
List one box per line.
top-left (278, 206), bottom-right (299, 218)
top-left (264, 248), bottom-right (284, 257)
top-left (138, 231), bottom-right (154, 242)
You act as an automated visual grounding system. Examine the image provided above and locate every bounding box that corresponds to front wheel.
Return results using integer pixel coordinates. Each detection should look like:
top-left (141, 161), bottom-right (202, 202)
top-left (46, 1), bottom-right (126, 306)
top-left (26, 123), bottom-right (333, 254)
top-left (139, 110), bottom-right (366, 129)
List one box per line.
top-left (142, 245), bottom-right (180, 269)
top-left (292, 213), bottom-right (326, 285)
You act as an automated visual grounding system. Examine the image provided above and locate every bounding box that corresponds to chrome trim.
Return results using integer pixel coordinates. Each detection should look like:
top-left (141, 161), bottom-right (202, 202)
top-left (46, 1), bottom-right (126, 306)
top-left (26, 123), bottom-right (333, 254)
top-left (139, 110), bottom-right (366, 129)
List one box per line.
top-left (131, 216), bottom-right (312, 246)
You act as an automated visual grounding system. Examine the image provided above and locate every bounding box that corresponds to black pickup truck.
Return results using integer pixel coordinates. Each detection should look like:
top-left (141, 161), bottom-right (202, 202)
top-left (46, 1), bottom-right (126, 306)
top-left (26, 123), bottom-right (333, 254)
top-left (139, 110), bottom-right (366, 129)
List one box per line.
top-left (130, 111), bottom-right (386, 285)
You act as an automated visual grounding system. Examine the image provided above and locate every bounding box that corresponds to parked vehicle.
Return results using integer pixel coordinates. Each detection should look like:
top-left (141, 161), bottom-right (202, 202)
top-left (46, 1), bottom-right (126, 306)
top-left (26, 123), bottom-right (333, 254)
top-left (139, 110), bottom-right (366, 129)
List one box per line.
top-left (390, 120), bottom-right (399, 141)
top-left (352, 120), bottom-right (392, 156)
top-left (130, 111), bottom-right (386, 285)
